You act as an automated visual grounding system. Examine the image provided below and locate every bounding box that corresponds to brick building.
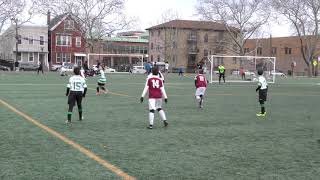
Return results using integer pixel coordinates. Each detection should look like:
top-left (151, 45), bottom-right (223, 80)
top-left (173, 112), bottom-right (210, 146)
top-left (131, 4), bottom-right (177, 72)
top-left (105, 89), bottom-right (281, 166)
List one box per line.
top-left (147, 20), bottom-right (236, 72)
top-left (245, 36), bottom-right (320, 76)
top-left (48, 13), bottom-right (86, 67)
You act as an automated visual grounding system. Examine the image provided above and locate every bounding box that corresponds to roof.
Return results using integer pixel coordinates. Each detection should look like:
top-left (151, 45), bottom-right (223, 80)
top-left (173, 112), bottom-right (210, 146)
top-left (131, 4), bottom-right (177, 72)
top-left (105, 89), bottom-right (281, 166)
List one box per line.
top-left (103, 37), bottom-right (149, 43)
top-left (48, 14), bottom-right (68, 30)
top-left (146, 20), bottom-right (230, 31)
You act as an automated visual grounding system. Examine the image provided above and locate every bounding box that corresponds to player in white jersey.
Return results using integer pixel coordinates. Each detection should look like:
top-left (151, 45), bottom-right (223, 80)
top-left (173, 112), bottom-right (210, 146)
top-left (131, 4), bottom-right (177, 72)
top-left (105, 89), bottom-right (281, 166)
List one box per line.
top-left (255, 69), bottom-right (268, 117)
top-left (96, 65), bottom-right (108, 95)
top-left (66, 67), bottom-right (87, 124)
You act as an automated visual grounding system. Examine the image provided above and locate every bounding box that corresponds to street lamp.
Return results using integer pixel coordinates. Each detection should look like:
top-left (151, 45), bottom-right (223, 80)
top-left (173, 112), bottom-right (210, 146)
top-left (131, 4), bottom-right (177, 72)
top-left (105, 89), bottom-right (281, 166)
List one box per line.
top-left (11, 18), bottom-right (19, 71)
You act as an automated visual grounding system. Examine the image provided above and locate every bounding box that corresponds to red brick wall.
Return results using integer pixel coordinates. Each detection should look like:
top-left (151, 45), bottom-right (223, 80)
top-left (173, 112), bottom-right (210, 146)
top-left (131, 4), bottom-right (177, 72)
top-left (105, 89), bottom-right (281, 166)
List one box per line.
top-left (50, 17), bottom-right (86, 64)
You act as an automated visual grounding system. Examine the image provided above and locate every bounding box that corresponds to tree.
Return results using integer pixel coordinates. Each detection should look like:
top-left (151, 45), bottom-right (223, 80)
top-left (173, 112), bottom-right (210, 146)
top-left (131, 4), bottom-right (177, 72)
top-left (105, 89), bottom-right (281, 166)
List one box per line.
top-left (0, 0), bottom-right (34, 33)
top-left (33, 0), bottom-right (133, 52)
top-left (196, 0), bottom-right (270, 55)
top-left (272, 0), bottom-right (320, 76)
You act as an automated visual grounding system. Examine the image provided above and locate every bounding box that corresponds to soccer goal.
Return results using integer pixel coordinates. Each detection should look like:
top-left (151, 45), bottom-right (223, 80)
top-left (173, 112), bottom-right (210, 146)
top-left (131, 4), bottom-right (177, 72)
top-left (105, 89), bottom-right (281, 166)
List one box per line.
top-left (207, 55), bottom-right (276, 84)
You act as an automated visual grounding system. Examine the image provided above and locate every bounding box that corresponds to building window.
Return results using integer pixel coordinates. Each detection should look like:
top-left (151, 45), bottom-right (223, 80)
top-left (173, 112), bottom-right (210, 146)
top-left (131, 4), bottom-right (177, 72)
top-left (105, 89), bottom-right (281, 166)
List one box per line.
top-left (28, 52), bottom-right (34, 62)
top-left (244, 48), bottom-right (249, 53)
top-left (18, 35), bottom-right (22, 44)
top-left (204, 33), bottom-right (208, 43)
top-left (64, 20), bottom-right (74, 30)
top-left (151, 43), bottom-right (153, 50)
top-left (285, 47), bottom-right (292, 54)
top-left (57, 53), bottom-right (71, 63)
top-left (157, 55), bottom-right (160, 62)
top-left (29, 36), bottom-right (33, 44)
top-left (233, 57), bottom-right (237, 64)
top-left (76, 37), bottom-right (81, 47)
top-left (204, 49), bottom-right (208, 57)
top-left (272, 47), bottom-right (277, 55)
top-left (56, 35), bottom-right (72, 46)
top-left (257, 47), bottom-right (262, 55)
top-left (56, 53), bottom-right (61, 63)
top-left (40, 36), bottom-right (44, 45)
top-left (151, 55), bottom-right (153, 62)
top-left (17, 52), bottom-right (22, 62)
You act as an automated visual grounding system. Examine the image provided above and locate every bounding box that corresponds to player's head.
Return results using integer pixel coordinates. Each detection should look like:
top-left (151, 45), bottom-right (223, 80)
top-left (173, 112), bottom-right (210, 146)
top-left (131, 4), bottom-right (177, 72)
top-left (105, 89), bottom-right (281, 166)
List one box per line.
top-left (257, 69), bottom-right (263, 75)
top-left (198, 69), bottom-right (204, 74)
top-left (74, 67), bottom-right (80, 75)
top-left (152, 67), bottom-right (159, 75)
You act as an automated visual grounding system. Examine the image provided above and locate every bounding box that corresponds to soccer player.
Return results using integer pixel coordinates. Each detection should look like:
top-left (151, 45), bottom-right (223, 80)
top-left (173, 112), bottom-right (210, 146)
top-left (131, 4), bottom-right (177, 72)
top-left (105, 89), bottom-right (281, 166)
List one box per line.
top-left (256, 69), bottom-right (268, 117)
top-left (140, 67), bottom-right (168, 129)
top-left (96, 65), bottom-right (108, 95)
top-left (218, 64), bottom-right (225, 84)
top-left (65, 67), bottom-right (87, 124)
top-left (195, 69), bottom-right (208, 108)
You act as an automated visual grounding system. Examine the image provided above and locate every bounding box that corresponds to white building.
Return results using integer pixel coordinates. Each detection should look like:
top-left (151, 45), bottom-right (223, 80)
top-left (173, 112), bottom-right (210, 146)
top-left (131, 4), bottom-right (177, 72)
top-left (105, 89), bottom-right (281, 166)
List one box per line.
top-left (0, 25), bottom-right (49, 68)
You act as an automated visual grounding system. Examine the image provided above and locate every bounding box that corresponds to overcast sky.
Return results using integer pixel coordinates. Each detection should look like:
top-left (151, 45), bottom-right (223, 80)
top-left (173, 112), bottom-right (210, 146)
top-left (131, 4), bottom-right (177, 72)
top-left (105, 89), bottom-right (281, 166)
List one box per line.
top-left (27, 0), bottom-right (292, 37)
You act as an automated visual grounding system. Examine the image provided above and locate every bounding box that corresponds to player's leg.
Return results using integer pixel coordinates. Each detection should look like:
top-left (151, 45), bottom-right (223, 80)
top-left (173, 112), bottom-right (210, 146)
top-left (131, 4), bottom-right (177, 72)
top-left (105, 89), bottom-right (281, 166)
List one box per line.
top-left (195, 88), bottom-right (202, 108)
top-left (219, 73), bottom-right (222, 84)
top-left (257, 90), bottom-right (267, 117)
top-left (156, 99), bottom-right (168, 127)
top-left (223, 73), bottom-right (225, 83)
top-left (67, 93), bottom-right (76, 123)
top-left (96, 83), bottom-right (101, 95)
top-left (148, 99), bottom-right (156, 129)
top-left (76, 93), bottom-right (83, 121)
top-left (100, 84), bottom-right (108, 94)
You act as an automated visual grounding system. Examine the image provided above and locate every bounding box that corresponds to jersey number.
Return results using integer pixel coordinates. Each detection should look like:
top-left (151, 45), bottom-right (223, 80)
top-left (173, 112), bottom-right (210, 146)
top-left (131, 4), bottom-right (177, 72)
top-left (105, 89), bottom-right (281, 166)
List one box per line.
top-left (73, 82), bottom-right (81, 90)
top-left (199, 76), bottom-right (204, 81)
top-left (151, 79), bottom-right (160, 88)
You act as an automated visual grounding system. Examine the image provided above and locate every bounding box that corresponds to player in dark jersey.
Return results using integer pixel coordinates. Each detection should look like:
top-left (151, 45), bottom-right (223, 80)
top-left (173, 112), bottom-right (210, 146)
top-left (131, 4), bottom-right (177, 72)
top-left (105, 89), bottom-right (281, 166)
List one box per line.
top-left (65, 67), bottom-right (87, 124)
top-left (140, 67), bottom-right (168, 129)
top-left (194, 69), bottom-right (208, 108)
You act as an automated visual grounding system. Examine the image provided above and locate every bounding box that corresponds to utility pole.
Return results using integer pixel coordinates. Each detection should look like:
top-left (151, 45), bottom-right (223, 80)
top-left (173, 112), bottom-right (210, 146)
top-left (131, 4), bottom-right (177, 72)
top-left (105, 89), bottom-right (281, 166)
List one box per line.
top-left (11, 18), bottom-right (19, 71)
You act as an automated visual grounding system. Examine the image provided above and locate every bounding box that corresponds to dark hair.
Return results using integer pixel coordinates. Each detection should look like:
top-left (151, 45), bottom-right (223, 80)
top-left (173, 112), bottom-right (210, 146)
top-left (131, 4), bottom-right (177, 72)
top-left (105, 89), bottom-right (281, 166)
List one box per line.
top-left (74, 67), bottom-right (80, 75)
top-left (198, 69), bottom-right (204, 74)
top-left (257, 69), bottom-right (263, 75)
top-left (152, 67), bottom-right (159, 75)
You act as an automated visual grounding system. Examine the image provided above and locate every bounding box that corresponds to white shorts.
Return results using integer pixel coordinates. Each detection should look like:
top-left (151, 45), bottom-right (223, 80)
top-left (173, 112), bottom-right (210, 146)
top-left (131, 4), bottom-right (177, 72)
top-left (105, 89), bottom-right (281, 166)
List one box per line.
top-left (195, 87), bottom-right (206, 96)
top-left (149, 98), bottom-right (162, 110)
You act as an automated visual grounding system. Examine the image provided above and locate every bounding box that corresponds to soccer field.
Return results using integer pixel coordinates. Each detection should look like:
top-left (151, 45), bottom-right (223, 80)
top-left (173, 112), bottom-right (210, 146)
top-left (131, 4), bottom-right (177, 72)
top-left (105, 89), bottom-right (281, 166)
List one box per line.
top-left (0, 72), bottom-right (320, 180)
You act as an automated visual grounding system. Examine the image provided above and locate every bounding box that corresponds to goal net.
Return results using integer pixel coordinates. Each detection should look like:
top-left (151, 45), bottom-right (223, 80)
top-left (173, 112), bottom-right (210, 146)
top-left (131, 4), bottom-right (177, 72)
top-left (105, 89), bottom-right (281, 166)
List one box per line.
top-left (207, 55), bottom-right (276, 83)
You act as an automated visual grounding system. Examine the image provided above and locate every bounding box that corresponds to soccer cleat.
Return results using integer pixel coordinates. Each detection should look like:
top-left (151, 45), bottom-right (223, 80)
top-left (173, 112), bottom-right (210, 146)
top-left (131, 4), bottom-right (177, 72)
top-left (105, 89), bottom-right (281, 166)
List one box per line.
top-left (65, 120), bottom-right (72, 125)
top-left (163, 120), bottom-right (168, 127)
top-left (256, 112), bottom-right (267, 117)
top-left (147, 125), bottom-right (153, 129)
top-left (79, 116), bottom-right (84, 121)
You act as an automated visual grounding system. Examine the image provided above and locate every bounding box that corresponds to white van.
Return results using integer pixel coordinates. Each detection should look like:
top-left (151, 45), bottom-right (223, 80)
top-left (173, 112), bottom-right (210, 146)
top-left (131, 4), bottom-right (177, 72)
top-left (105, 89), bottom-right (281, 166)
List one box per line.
top-left (132, 66), bottom-right (146, 74)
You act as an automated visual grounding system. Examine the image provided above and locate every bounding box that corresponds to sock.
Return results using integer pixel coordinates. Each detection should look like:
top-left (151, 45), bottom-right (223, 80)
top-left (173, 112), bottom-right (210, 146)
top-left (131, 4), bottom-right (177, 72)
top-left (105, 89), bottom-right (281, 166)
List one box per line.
top-left (78, 108), bottom-right (82, 120)
top-left (96, 87), bottom-right (99, 92)
top-left (149, 112), bottom-right (154, 125)
top-left (261, 107), bottom-right (265, 113)
top-left (67, 112), bottom-right (72, 121)
top-left (159, 110), bottom-right (167, 121)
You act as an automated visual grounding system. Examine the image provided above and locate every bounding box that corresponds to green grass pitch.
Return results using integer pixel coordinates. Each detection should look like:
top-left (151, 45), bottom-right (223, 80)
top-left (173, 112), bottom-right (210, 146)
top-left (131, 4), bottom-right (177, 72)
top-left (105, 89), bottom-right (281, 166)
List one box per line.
top-left (0, 72), bottom-right (320, 180)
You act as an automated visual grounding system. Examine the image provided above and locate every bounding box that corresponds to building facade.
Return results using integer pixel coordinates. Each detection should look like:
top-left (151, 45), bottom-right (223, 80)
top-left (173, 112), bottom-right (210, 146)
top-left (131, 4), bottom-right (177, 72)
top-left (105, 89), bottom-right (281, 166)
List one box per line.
top-left (48, 14), bottom-right (86, 67)
top-left (0, 25), bottom-right (49, 68)
top-left (245, 36), bottom-right (320, 76)
top-left (147, 20), bottom-right (235, 72)
top-left (88, 35), bottom-right (148, 71)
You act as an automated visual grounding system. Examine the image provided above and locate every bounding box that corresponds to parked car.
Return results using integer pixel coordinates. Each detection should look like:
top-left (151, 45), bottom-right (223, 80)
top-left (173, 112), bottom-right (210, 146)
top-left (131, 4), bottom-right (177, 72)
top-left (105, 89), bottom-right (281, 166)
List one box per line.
top-left (132, 66), bottom-right (146, 74)
top-left (19, 62), bottom-right (39, 71)
top-left (269, 71), bottom-right (286, 76)
top-left (52, 64), bottom-right (62, 71)
top-left (105, 67), bottom-right (116, 73)
top-left (59, 63), bottom-right (75, 76)
top-left (0, 65), bottom-right (10, 71)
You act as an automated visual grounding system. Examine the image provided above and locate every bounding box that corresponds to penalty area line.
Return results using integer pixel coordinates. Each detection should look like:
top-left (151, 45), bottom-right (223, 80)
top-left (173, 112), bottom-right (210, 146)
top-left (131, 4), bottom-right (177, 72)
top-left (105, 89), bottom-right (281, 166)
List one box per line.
top-left (0, 99), bottom-right (136, 180)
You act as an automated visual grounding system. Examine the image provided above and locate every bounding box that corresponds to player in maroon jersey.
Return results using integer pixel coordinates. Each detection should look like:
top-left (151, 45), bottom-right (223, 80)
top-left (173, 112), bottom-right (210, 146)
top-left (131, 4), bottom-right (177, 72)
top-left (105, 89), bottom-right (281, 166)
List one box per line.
top-left (195, 69), bottom-right (208, 108)
top-left (140, 67), bottom-right (168, 129)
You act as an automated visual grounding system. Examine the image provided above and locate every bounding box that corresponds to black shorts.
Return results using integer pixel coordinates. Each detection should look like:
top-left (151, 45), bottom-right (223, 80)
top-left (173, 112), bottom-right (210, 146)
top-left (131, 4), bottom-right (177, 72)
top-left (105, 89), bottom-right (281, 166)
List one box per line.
top-left (259, 89), bottom-right (268, 102)
top-left (97, 82), bottom-right (105, 86)
top-left (68, 91), bottom-right (83, 107)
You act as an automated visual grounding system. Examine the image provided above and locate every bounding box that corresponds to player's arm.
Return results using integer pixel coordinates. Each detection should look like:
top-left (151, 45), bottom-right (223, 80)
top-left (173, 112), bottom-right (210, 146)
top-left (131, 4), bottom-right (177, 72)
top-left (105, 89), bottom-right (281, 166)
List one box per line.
top-left (83, 82), bottom-right (88, 97)
top-left (140, 80), bottom-right (149, 103)
top-left (66, 79), bottom-right (71, 96)
top-left (256, 82), bottom-right (262, 92)
top-left (160, 86), bottom-right (168, 103)
top-left (194, 76), bottom-right (197, 88)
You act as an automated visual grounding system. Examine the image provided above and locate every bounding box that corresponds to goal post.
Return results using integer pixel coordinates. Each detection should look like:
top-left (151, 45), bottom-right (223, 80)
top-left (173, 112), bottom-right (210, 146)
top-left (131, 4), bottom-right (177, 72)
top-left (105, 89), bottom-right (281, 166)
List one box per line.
top-left (207, 55), bottom-right (276, 83)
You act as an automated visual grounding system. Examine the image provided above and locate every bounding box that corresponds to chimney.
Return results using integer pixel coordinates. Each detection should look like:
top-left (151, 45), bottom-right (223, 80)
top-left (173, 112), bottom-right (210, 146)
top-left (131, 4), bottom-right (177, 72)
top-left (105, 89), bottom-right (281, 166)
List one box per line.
top-left (47, 11), bottom-right (51, 25)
